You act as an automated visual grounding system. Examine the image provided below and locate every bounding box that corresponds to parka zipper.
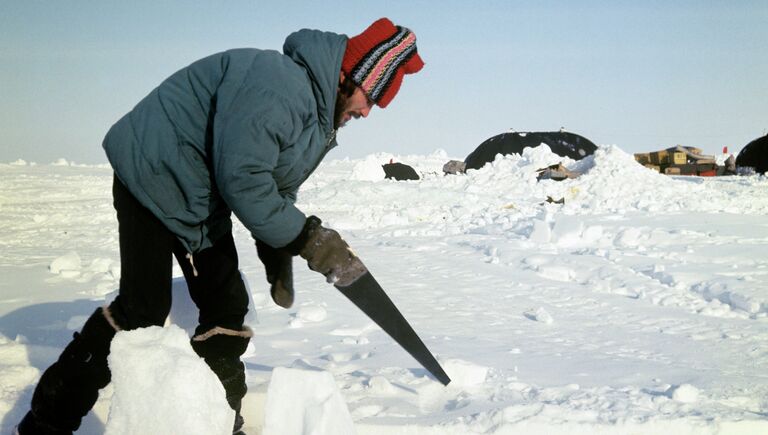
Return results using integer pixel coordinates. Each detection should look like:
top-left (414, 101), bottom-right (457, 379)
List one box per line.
top-left (325, 129), bottom-right (337, 149)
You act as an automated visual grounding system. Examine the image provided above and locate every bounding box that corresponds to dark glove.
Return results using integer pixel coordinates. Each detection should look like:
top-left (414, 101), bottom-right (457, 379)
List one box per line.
top-left (286, 216), bottom-right (367, 287)
top-left (256, 240), bottom-right (294, 308)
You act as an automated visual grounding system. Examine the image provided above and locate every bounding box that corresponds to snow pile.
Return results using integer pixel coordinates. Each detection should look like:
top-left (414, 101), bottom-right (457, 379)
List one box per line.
top-left (262, 367), bottom-right (355, 435)
top-left (106, 325), bottom-right (234, 435)
top-left (349, 154), bottom-right (386, 181)
top-left (300, 144), bottom-right (768, 241)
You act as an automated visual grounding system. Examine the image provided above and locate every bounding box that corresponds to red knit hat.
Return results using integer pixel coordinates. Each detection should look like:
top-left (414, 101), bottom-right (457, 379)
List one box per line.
top-left (342, 18), bottom-right (424, 108)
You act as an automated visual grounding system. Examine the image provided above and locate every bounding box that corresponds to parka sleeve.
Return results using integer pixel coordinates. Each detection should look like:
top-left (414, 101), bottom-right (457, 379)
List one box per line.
top-left (212, 90), bottom-right (308, 248)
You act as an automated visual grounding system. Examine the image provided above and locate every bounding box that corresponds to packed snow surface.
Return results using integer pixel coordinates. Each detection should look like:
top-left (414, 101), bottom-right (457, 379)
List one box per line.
top-left (1, 145), bottom-right (767, 434)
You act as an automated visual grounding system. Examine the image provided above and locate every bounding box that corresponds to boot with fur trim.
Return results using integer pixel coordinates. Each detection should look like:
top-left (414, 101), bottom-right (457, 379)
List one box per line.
top-left (17, 307), bottom-right (121, 435)
top-left (191, 326), bottom-right (253, 433)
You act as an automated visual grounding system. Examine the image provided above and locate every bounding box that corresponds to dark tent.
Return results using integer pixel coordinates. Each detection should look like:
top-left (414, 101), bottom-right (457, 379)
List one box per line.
top-left (464, 131), bottom-right (598, 171)
top-left (383, 162), bottom-right (420, 181)
top-left (736, 135), bottom-right (768, 174)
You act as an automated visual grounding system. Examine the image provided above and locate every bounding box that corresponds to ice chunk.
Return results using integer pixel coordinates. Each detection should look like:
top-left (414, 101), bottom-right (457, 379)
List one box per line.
top-left (440, 358), bottom-right (489, 387)
top-left (263, 367), bottom-right (356, 435)
top-left (668, 383), bottom-right (699, 403)
top-left (106, 325), bottom-right (234, 435)
top-left (50, 251), bottom-right (82, 274)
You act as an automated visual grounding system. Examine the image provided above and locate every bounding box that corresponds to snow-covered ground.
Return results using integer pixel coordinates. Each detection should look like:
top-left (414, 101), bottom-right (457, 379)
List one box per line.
top-left (1, 145), bottom-right (767, 434)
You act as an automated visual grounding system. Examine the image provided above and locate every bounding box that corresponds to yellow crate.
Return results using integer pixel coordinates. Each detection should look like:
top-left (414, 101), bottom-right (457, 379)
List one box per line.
top-left (664, 167), bottom-right (681, 175)
top-left (672, 152), bottom-right (687, 165)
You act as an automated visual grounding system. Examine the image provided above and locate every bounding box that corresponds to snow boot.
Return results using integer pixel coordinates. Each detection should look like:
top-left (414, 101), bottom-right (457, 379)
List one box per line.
top-left (15, 413), bottom-right (71, 435)
top-left (190, 326), bottom-right (253, 432)
top-left (232, 413), bottom-right (245, 434)
top-left (17, 307), bottom-right (120, 435)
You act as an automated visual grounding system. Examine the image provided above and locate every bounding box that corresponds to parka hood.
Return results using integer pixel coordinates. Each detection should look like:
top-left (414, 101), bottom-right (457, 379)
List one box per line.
top-left (283, 29), bottom-right (347, 133)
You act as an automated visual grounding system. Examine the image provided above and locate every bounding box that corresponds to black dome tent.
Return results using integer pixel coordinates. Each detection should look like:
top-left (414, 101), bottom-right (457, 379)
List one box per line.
top-left (382, 162), bottom-right (420, 181)
top-left (464, 131), bottom-right (598, 171)
top-left (736, 134), bottom-right (768, 174)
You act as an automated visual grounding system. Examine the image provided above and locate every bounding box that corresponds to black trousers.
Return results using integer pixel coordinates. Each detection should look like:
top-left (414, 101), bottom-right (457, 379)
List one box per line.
top-left (20, 177), bottom-right (250, 434)
top-left (109, 176), bottom-right (249, 333)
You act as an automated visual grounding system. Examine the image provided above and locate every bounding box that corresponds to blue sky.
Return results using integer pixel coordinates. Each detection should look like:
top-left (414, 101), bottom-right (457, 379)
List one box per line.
top-left (2, 0), bottom-right (766, 164)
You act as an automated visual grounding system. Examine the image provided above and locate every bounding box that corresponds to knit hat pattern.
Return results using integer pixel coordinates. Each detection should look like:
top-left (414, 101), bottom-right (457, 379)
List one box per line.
top-left (342, 18), bottom-right (424, 108)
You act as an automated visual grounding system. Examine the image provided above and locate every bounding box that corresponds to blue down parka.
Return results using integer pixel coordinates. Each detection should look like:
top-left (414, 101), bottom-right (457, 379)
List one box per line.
top-left (103, 29), bottom-right (346, 253)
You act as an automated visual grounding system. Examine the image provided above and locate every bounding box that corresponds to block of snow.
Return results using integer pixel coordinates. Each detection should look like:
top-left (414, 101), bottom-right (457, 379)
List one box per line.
top-left (668, 383), bottom-right (699, 403)
top-left (439, 358), bottom-right (489, 387)
top-left (106, 325), bottom-right (234, 435)
top-left (49, 251), bottom-right (82, 274)
top-left (263, 367), bottom-right (356, 435)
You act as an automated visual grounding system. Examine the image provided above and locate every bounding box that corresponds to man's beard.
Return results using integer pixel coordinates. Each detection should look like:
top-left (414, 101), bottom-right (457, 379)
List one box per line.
top-left (333, 77), bottom-right (359, 129)
top-left (333, 90), bottom-right (349, 129)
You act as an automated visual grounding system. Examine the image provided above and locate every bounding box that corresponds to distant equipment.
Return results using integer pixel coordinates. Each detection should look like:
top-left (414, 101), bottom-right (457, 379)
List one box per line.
top-left (464, 131), bottom-right (598, 171)
top-left (736, 134), bottom-right (768, 174)
top-left (634, 146), bottom-right (720, 176)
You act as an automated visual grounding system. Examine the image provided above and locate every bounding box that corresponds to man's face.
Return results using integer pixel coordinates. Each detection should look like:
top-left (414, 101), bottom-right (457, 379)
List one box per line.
top-left (334, 76), bottom-right (375, 129)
